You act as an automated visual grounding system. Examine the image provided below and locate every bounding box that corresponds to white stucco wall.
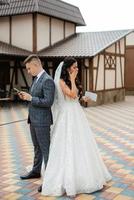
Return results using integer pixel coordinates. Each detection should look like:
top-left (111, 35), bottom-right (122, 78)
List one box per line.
top-left (105, 39), bottom-right (125, 54)
top-left (105, 70), bottom-right (115, 89)
top-left (116, 57), bottom-right (124, 87)
top-left (116, 38), bottom-right (125, 54)
top-left (93, 55), bottom-right (98, 67)
top-left (105, 43), bottom-right (115, 53)
top-left (65, 22), bottom-right (75, 38)
top-left (126, 32), bottom-right (134, 45)
top-left (104, 39), bottom-right (125, 90)
top-left (51, 18), bottom-right (64, 45)
top-left (93, 55), bottom-right (104, 91)
top-left (12, 14), bottom-right (33, 51)
top-left (37, 14), bottom-right (50, 51)
top-left (93, 53), bottom-right (124, 90)
top-left (0, 17), bottom-right (10, 43)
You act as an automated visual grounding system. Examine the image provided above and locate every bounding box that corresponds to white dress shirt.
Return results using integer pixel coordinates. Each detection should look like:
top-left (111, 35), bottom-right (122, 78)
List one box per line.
top-left (36, 69), bottom-right (45, 83)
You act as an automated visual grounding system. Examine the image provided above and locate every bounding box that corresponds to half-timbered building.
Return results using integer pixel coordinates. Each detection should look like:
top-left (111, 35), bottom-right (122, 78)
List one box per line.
top-left (0, 0), bottom-right (133, 105)
top-left (40, 30), bottom-right (133, 105)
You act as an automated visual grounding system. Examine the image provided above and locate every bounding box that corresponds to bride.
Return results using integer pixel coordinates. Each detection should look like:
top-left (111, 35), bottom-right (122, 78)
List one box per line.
top-left (41, 57), bottom-right (112, 197)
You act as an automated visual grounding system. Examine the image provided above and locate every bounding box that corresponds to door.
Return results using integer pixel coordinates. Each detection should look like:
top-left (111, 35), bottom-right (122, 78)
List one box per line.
top-left (125, 47), bottom-right (134, 90)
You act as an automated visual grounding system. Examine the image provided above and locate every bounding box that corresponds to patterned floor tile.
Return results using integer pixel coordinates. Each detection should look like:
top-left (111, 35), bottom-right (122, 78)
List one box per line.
top-left (105, 187), bottom-right (124, 194)
top-left (75, 194), bottom-right (95, 200)
top-left (113, 194), bottom-right (133, 200)
top-left (0, 96), bottom-right (134, 200)
top-left (42, 197), bottom-right (57, 200)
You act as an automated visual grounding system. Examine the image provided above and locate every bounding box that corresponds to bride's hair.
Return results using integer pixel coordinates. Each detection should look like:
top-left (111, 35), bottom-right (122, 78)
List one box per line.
top-left (60, 56), bottom-right (82, 99)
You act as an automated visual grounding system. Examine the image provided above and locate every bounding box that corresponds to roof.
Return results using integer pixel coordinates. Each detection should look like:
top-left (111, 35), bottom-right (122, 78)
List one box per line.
top-left (0, 41), bottom-right (31, 56)
top-left (0, 30), bottom-right (133, 58)
top-left (39, 29), bottom-right (133, 58)
top-left (0, 0), bottom-right (85, 26)
top-left (0, 0), bottom-right (9, 5)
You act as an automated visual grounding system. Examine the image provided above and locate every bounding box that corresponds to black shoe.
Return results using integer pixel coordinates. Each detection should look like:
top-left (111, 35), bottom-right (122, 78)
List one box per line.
top-left (20, 171), bottom-right (41, 180)
top-left (38, 185), bottom-right (42, 192)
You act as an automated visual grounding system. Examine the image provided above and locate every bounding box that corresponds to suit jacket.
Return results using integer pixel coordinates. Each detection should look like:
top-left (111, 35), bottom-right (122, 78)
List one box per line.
top-left (28, 71), bottom-right (55, 126)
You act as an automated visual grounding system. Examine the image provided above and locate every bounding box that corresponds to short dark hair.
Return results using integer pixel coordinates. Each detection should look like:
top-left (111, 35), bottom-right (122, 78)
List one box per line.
top-left (24, 54), bottom-right (41, 65)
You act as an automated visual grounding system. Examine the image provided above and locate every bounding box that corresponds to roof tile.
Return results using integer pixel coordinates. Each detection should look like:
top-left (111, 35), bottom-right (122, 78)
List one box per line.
top-left (39, 30), bottom-right (133, 58)
top-left (0, 41), bottom-right (31, 56)
top-left (0, 0), bottom-right (85, 26)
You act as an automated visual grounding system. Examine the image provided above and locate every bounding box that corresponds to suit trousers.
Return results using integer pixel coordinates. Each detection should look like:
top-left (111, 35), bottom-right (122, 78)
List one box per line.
top-left (30, 124), bottom-right (50, 173)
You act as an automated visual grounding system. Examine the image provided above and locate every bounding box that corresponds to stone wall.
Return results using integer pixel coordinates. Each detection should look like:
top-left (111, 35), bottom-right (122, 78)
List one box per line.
top-left (125, 90), bottom-right (134, 95)
top-left (84, 88), bottom-right (125, 107)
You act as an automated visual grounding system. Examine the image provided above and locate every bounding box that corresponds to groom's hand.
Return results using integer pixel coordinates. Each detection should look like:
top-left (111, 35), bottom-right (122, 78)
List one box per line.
top-left (19, 92), bottom-right (32, 101)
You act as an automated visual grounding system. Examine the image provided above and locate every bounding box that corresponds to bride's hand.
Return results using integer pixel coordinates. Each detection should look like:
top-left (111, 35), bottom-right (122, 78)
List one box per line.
top-left (69, 70), bottom-right (78, 81)
top-left (81, 96), bottom-right (91, 102)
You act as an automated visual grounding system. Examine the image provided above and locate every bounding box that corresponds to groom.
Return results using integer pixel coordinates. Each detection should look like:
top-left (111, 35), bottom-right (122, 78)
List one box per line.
top-left (19, 54), bottom-right (55, 188)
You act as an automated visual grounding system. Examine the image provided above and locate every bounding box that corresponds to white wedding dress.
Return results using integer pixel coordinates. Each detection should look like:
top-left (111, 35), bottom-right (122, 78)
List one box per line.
top-left (41, 63), bottom-right (112, 197)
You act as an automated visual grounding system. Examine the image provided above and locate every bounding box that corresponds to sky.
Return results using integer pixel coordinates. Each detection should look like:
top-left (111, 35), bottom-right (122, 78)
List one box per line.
top-left (63, 0), bottom-right (134, 32)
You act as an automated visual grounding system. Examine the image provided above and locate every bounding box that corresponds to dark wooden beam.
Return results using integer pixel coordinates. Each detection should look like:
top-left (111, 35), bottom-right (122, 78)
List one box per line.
top-left (89, 58), bottom-right (93, 91)
top-left (124, 37), bottom-right (127, 88)
top-left (9, 16), bottom-right (12, 44)
top-left (95, 54), bottom-right (100, 91)
top-left (118, 40), bottom-right (124, 87)
top-left (114, 44), bottom-right (117, 91)
top-left (104, 54), bottom-right (106, 90)
top-left (49, 17), bottom-right (51, 46)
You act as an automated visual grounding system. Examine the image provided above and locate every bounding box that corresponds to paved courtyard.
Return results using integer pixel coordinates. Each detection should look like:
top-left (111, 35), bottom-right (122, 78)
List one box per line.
top-left (0, 96), bottom-right (134, 200)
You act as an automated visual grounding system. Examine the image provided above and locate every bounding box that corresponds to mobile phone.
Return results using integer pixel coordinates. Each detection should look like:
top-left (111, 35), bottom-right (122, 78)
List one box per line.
top-left (13, 88), bottom-right (21, 93)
